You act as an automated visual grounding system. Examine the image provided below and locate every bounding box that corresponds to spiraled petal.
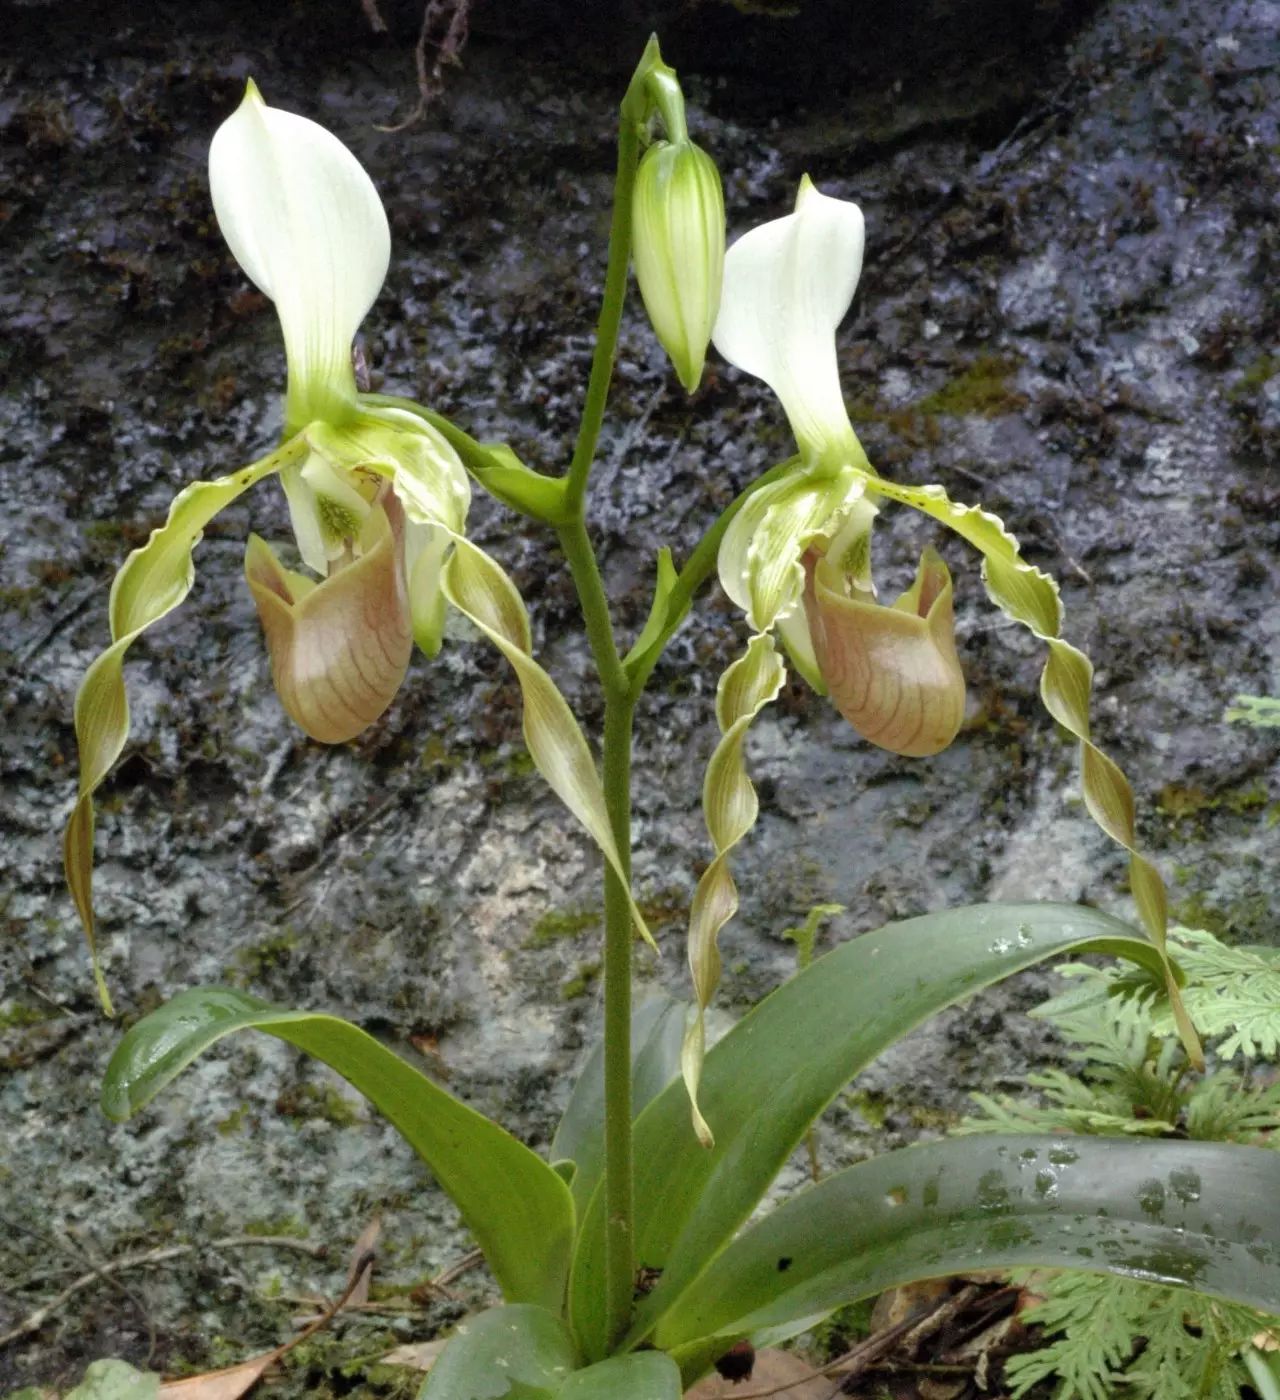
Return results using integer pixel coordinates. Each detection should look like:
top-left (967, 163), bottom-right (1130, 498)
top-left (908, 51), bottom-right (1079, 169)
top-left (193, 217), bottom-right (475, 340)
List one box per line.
top-left (209, 81), bottom-right (389, 428)
top-left (805, 546), bottom-right (965, 757)
top-left (245, 497), bottom-right (412, 744)
top-left (712, 178), bottom-right (866, 469)
top-left (66, 438), bottom-right (304, 1011)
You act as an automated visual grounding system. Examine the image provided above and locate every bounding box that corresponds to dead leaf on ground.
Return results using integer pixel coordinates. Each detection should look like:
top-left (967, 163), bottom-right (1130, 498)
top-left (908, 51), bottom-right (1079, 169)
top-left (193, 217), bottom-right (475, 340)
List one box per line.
top-left (157, 1354), bottom-right (275, 1400)
top-left (344, 1216), bottom-right (382, 1307)
top-left (379, 1338), bottom-right (448, 1371)
top-left (684, 1348), bottom-right (830, 1398)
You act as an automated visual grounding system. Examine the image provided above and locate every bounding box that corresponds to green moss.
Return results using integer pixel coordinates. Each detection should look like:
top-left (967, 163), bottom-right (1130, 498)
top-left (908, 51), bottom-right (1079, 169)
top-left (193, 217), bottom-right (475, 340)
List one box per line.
top-left (0, 1002), bottom-right (49, 1030)
top-left (276, 1080), bottom-right (361, 1128)
top-left (916, 353), bottom-right (1027, 417)
top-left (242, 1214), bottom-right (309, 1238)
top-left (1170, 890), bottom-right (1271, 944)
top-left (561, 960), bottom-right (601, 1001)
top-left (1229, 353), bottom-right (1280, 399)
top-left (229, 930), bottom-right (298, 981)
top-left (215, 1103), bottom-right (250, 1136)
top-left (1158, 779), bottom-right (1270, 822)
top-left (847, 1089), bottom-right (888, 1128)
top-left (525, 906), bottom-right (601, 949)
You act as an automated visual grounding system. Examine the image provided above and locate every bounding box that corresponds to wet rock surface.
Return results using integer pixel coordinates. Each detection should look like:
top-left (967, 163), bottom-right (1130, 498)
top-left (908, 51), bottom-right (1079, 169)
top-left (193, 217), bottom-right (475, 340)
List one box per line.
top-left (2, 0), bottom-right (1277, 1389)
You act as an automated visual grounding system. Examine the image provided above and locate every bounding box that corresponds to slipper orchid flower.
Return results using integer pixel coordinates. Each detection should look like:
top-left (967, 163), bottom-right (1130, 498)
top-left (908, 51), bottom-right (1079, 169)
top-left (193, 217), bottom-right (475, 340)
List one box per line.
top-left (67, 83), bottom-right (650, 1012)
top-left (682, 179), bottom-right (1198, 1141)
top-left (711, 176), bottom-right (965, 753)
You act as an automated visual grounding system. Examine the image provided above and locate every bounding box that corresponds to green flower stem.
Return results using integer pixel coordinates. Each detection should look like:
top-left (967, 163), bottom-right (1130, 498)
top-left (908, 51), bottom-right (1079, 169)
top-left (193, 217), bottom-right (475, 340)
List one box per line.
top-left (556, 513), bottom-right (634, 1345)
top-left (600, 690), bottom-right (637, 1349)
top-left (564, 118), bottom-right (641, 517)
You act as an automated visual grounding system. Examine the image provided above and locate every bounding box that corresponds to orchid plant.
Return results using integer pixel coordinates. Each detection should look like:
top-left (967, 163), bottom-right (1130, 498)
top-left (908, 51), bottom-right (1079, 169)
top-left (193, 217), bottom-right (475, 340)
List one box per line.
top-left (66, 39), bottom-right (1280, 1400)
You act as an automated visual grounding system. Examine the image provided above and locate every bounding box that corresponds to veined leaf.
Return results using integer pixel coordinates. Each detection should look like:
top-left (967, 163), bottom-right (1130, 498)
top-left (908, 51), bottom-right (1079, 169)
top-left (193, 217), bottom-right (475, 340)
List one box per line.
top-left (65, 439), bottom-right (305, 1013)
top-left (657, 1134), bottom-right (1280, 1381)
top-left (418, 1305), bottom-right (577, 1400)
top-left (568, 902), bottom-right (1171, 1360)
top-left (103, 988), bottom-right (574, 1313)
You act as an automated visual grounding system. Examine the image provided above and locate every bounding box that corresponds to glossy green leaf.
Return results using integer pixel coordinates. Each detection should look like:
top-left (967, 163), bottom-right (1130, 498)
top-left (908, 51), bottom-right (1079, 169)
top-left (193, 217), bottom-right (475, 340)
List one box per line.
top-left (657, 1134), bottom-right (1280, 1378)
top-left (103, 988), bottom-right (574, 1313)
top-left (556, 1353), bottom-right (681, 1399)
top-left (419, 1305), bottom-right (578, 1400)
top-left (569, 902), bottom-right (1170, 1358)
top-left (551, 995), bottom-right (687, 1219)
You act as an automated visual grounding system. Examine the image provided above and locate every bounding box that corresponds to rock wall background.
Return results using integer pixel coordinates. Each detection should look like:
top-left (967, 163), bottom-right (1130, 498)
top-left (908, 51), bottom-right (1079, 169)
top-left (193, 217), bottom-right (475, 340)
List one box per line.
top-left (2, 0), bottom-right (1277, 1388)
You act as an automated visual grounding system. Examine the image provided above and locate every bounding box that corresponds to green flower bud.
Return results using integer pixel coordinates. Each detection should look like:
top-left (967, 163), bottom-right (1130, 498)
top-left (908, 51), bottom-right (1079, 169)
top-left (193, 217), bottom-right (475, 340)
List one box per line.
top-left (632, 139), bottom-right (725, 393)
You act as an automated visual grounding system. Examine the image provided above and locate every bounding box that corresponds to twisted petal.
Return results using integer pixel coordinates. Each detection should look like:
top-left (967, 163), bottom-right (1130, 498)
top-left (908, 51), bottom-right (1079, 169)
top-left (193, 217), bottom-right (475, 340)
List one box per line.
top-left (441, 538), bottom-right (654, 950)
top-left (244, 496), bottom-right (413, 744)
top-left (682, 634), bottom-right (787, 1146)
top-left (712, 178), bottom-right (866, 468)
top-left (209, 81), bottom-right (389, 427)
top-left (65, 439), bottom-right (304, 1011)
top-left (845, 467), bottom-right (1202, 1067)
top-left (805, 546), bottom-right (965, 758)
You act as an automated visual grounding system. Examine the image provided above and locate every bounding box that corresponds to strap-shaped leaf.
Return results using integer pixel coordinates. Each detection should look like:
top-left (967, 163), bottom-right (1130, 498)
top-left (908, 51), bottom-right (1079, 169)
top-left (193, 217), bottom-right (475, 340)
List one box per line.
top-left (568, 902), bottom-right (1170, 1360)
top-left (681, 634), bottom-right (786, 1146)
top-left (417, 1307), bottom-right (681, 1400)
top-left (551, 996), bottom-right (687, 1219)
top-left (65, 440), bottom-right (304, 1013)
top-left (442, 536), bottom-right (653, 950)
top-left (103, 987), bottom-right (575, 1313)
top-left (655, 1134), bottom-right (1280, 1380)
top-left (858, 472), bottom-right (1200, 1065)
top-left (556, 1353), bottom-right (681, 1399)
top-left (419, 1304), bottom-right (578, 1399)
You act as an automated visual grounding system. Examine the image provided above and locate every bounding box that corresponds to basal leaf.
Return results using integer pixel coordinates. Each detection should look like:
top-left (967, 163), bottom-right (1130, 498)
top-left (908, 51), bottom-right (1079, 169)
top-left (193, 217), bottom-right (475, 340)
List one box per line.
top-left (657, 1135), bottom-right (1280, 1383)
top-left (568, 902), bottom-right (1169, 1360)
top-left (103, 988), bottom-right (574, 1313)
top-left (418, 1305), bottom-right (577, 1400)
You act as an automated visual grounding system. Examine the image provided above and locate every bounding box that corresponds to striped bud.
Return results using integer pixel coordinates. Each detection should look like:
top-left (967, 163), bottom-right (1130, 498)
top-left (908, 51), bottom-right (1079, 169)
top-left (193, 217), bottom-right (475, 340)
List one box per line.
top-left (632, 139), bottom-right (725, 393)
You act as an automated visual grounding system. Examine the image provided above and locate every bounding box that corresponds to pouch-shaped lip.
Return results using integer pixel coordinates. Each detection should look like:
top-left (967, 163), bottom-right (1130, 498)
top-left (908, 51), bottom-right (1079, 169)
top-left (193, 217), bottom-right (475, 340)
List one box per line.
top-left (804, 545), bottom-right (965, 758)
top-left (245, 494), bottom-right (413, 744)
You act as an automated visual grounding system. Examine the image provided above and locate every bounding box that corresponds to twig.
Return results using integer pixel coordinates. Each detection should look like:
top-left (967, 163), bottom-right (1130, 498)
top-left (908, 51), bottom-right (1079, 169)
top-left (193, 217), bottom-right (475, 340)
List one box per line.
top-left (377, 0), bottom-right (471, 133)
top-left (0, 1235), bottom-right (327, 1349)
top-left (65, 1226), bottom-right (158, 1366)
top-left (899, 1283), bottom-right (981, 1357)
